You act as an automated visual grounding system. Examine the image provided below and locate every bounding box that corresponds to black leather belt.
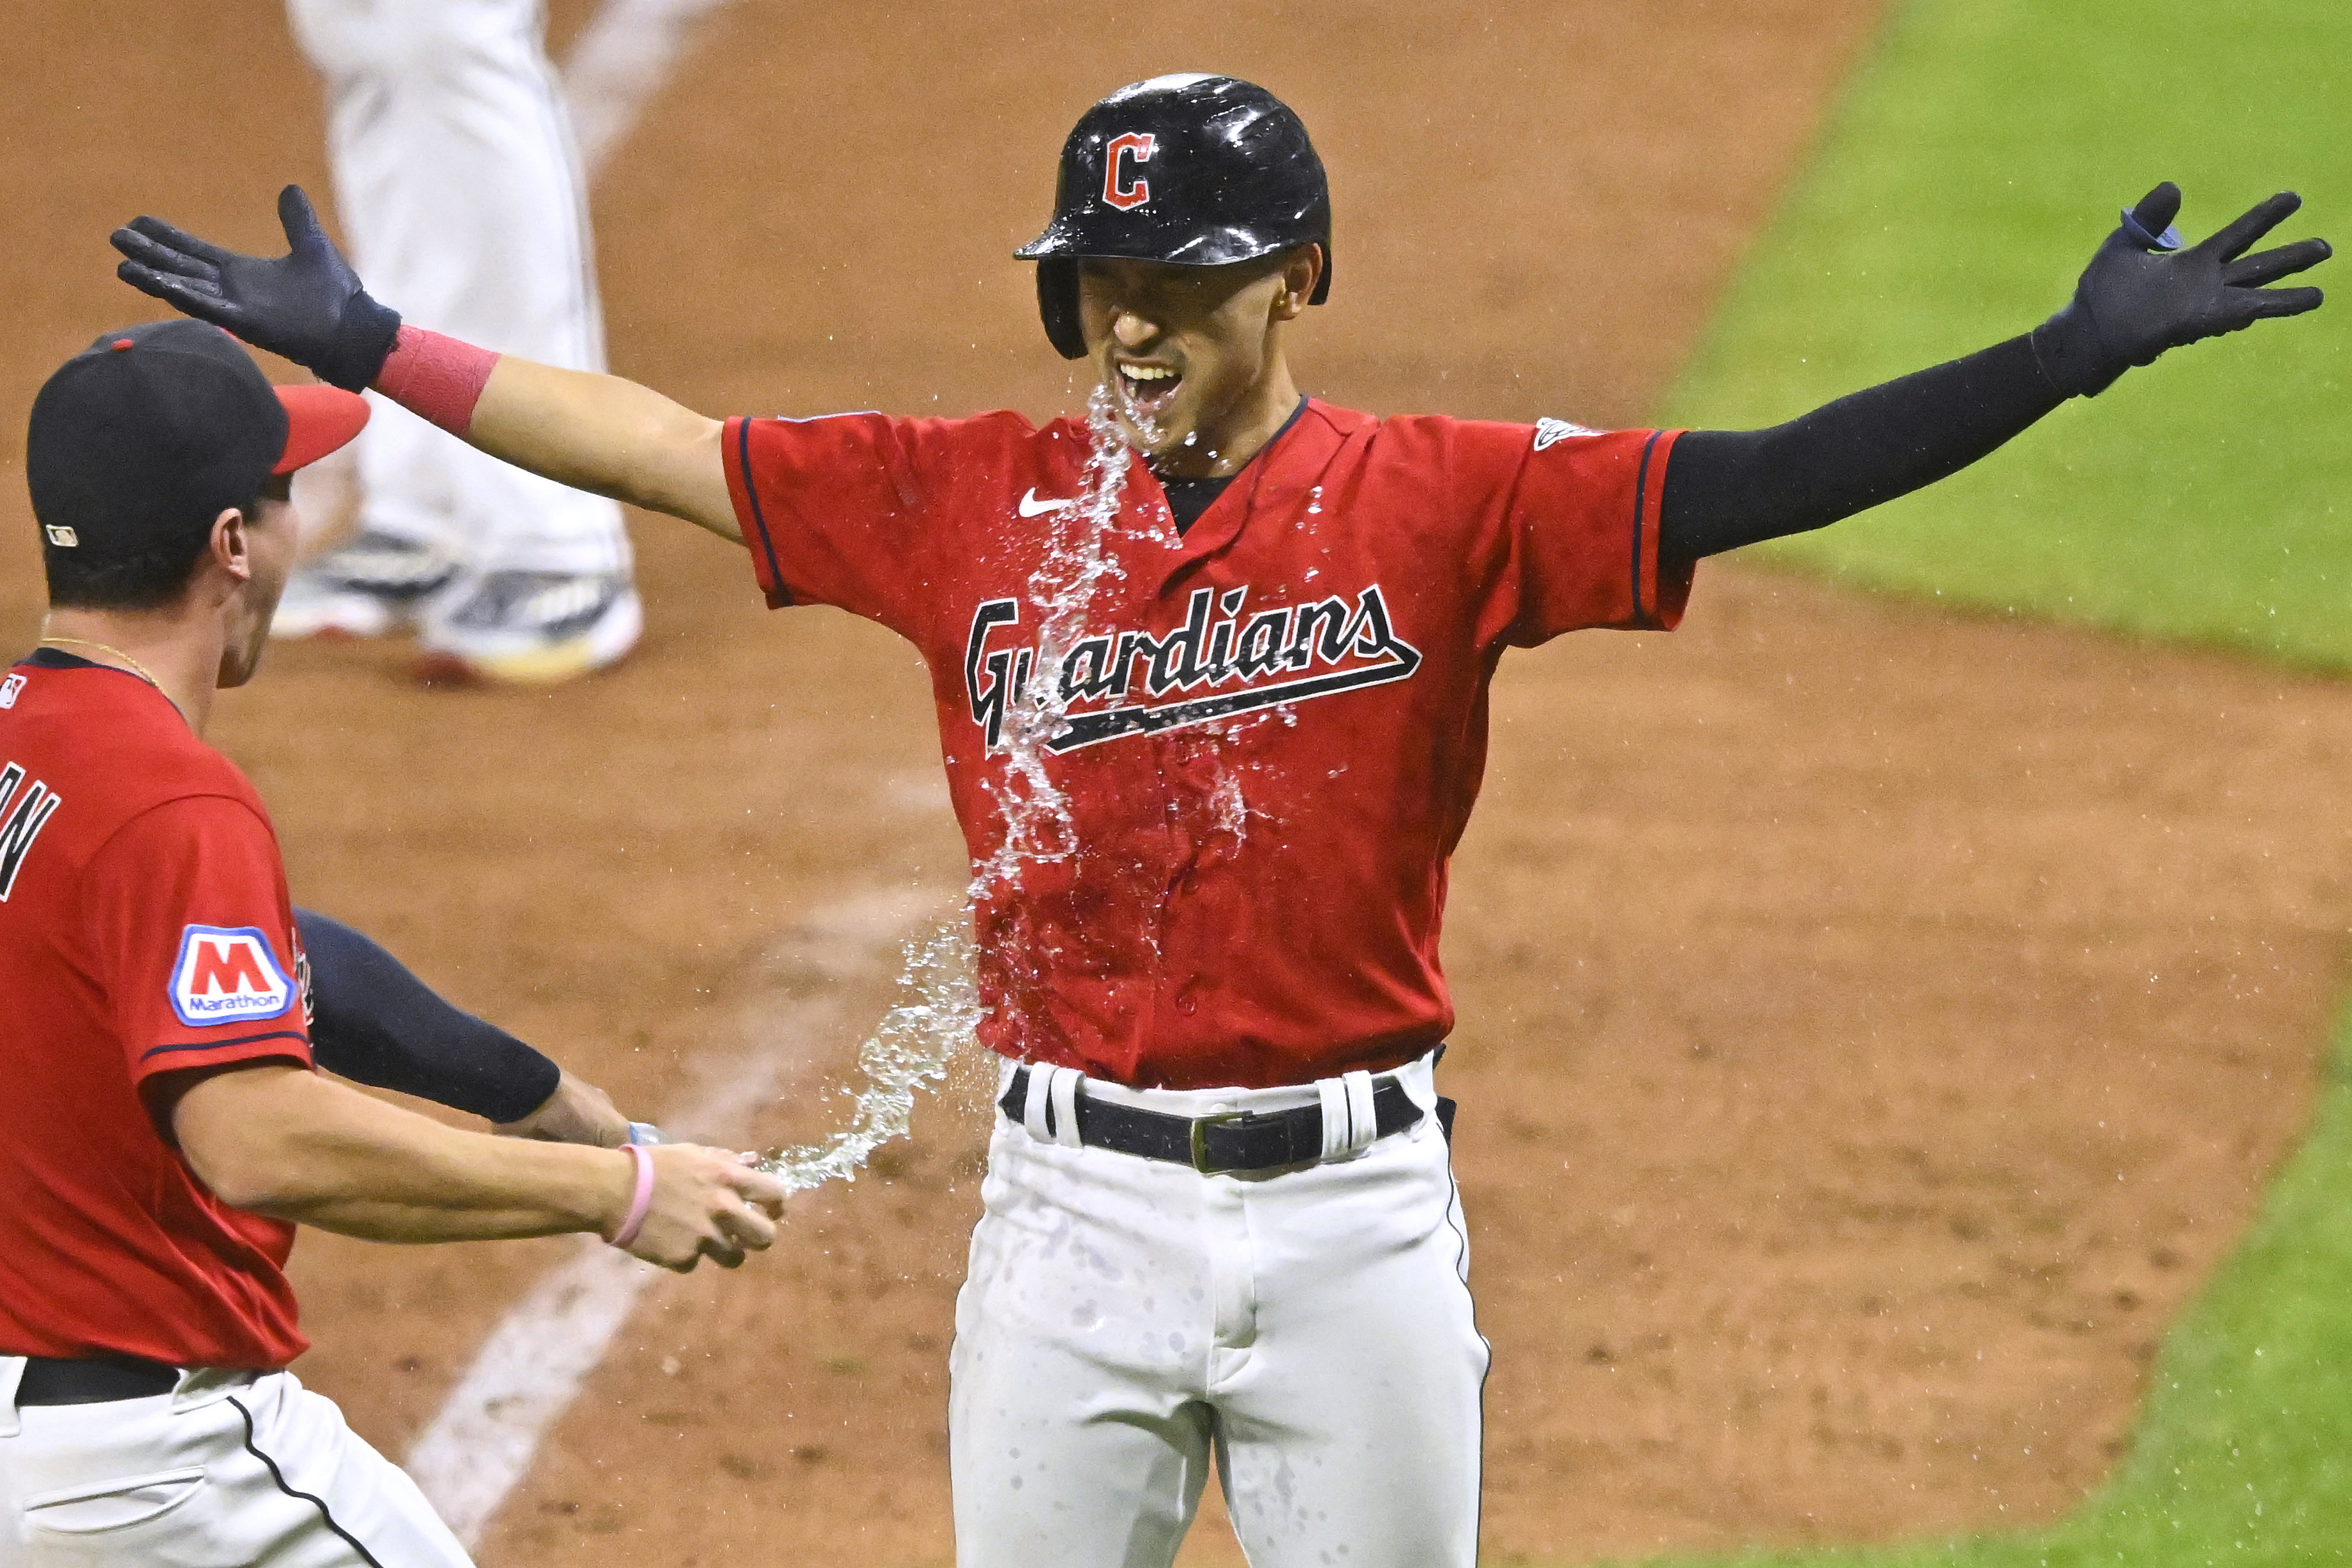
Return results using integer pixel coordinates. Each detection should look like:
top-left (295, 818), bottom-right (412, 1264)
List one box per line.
top-left (998, 1066), bottom-right (1453, 1174)
top-left (14, 1354), bottom-right (179, 1405)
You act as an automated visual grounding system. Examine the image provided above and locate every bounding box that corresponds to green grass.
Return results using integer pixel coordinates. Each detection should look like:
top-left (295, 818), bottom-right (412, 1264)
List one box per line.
top-left (1659, 0), bottom-right (2352, 668)
top-left (1631, 0), bottom-right (2352, 1562)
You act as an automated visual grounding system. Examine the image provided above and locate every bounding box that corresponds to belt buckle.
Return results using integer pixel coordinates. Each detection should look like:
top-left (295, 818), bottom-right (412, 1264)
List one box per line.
top-left (1189, 1109), bottom-right (1253, 1175)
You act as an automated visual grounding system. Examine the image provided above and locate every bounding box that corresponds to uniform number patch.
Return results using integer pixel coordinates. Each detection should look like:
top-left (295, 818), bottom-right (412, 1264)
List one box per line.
top-left (170, 925), bottom-right (296, 1027)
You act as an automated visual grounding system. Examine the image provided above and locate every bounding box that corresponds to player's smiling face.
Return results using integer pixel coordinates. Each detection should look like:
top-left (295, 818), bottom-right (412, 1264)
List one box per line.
top-left (1079, 246), bottom-right (1320, 477)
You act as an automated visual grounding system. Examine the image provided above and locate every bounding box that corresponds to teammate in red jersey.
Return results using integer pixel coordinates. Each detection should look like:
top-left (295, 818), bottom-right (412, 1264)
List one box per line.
top-left (116, 72), bottom-right (2328, 1567)
top-left (0, 319), bottom-right (786, 1565)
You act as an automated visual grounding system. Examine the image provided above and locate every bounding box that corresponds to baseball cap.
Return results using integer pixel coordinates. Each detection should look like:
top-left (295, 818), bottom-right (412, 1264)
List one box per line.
top-left (26, 318), bottom-right (368, 557)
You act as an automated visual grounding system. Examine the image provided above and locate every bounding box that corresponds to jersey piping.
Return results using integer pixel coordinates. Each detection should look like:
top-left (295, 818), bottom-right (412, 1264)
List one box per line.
top-left (737, 414), bottom-right (789, 606)
top-left (1631, 430), bottom-right (1663, 629)
top-left (1158, 394), bottom-right (1311, 535)
top-left (141, 1029), bottom-right (311, 1062)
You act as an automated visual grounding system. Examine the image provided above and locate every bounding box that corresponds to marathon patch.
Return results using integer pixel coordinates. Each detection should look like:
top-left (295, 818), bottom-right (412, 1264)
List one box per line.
top-left (170, 925), bottom-right (296, 1026)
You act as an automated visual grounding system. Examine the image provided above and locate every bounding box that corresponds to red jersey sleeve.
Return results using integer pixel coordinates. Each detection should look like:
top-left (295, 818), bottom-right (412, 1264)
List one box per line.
top-left (1460, 421), bottom-right (1693, 646)
top-left (83, 795), bottom-right (313, 1089)
top-left (723, 411), bottom-right (1005, 639)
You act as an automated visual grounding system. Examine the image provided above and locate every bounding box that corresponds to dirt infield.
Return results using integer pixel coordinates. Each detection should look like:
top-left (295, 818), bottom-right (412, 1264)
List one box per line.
top-left (6, 1), bottom-right (2351, 1564)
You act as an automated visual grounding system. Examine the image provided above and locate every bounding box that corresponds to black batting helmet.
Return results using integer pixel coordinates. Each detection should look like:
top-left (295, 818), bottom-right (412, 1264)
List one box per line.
top-left (1015, 74), bottom-right (1333, 360)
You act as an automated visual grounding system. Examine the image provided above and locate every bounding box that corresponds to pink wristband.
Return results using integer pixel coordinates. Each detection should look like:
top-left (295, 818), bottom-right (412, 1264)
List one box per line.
top-left (374, 325), bottom-right (499, 437)
top-left (607, 1144), bottom-right (655, 1249)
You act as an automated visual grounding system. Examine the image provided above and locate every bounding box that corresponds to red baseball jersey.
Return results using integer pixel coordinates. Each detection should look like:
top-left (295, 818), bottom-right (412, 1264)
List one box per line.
top-left (726, 399), bottom-right (1691, 1089)
top-left (0, 650), bottom-right (314, 1369)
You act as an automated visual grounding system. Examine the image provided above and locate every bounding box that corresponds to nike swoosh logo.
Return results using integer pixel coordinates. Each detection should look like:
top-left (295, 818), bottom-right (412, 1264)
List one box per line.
top-left (1018, 488), bottom-right (1076, 518)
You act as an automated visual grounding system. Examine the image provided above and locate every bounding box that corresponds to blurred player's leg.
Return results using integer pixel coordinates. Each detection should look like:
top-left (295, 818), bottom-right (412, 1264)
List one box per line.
top-left (286, 0), bottom-right (640, 684)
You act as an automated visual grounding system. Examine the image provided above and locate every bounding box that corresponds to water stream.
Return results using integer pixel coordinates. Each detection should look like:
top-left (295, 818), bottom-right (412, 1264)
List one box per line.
top-left (751, 389), bottom-right (1146, 1189)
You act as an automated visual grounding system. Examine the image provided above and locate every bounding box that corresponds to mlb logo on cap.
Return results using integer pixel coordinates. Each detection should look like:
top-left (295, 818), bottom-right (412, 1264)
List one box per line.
top-left (170, 925), bottom-right (295, 1026)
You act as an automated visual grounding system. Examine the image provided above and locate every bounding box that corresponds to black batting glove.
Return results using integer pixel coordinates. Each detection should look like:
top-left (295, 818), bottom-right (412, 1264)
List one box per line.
top-left (112, 185), bottom-right (401, 392)
top-left (2032, 183), bottom-right (2330, 398)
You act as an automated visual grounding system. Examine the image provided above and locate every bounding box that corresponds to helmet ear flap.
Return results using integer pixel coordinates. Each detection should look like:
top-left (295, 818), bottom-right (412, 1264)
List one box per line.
top-left (1037, 259), bottom-right (1086, 360)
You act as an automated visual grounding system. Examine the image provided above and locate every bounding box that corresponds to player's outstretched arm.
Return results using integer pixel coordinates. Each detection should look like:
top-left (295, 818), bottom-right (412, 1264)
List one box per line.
top-left (465, 354), bottom-right (734, 541)
top-left (111, 186), bottom-right (740, 542)
top-left (1661, 183), bottom-right (2328, 560)
top-left (170, 1063), bottom-right (784, 1271)
top-left (297, 907), bottom-right (641, 1146)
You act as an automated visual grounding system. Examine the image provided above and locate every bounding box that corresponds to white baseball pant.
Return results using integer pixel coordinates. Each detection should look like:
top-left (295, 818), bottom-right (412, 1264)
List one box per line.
top-left (0, 1362), bottom-right (471, 1566)
top-left (285, 0), bottom-right (631, 578)
top-left (950, 1050), bottom-right (1488, 1568)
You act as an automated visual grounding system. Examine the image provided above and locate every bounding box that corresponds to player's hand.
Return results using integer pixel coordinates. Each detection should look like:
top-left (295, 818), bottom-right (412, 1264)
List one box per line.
top-left (2032, 183), bottom-right (2330, 397)
top-left (615, 1144), bottom-right (788, 1273)
top-left (495, 1069), bottom-right (634, 1148)
top-left (111, 184), bottom-right (401, 392)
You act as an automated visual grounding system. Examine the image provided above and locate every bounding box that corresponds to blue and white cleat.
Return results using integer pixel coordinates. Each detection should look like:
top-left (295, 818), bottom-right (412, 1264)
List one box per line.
top-left (414, 569), bottom-right (642, 686)
top-left (272, 530), bottom-right (462, 640)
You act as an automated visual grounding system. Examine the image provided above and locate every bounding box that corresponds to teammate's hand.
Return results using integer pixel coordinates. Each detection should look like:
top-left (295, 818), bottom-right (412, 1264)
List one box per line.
top-left (111, 185), bottom-right (401, 392)
top-left (495, 1069), bottom-right (634, 1148)
top-left (615, 1144), bottom-right (789, 1273)
top-left (2032, 183), bottom-right (2330, 397)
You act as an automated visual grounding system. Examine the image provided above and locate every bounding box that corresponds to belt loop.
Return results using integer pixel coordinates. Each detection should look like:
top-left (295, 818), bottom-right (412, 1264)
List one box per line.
top-left (173, 1366), bottom-right (255, 1412)
top-left (0, 1355), bottom-right (22, 1435)
top-left (1048, 1068), bottom-right (1084, 1149)
top-left (1316, 1078), bottom-right (1352, 1161)
top-left (1314, 1071), bottom-right (1378, 1162)
top-left (1022, 1065), bottom-right (1085, 1149)
top-left (1022, 1064), bottom-right (1054, 1145)
top-left (1340, 1071), bottom-right (1378, 1157)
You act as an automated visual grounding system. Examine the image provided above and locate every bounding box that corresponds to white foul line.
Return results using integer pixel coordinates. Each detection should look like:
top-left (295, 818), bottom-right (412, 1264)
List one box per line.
top-left (403, 887), bottom-right (945, 1547)
top-left (399, 1034), bottom-right (816, 1545)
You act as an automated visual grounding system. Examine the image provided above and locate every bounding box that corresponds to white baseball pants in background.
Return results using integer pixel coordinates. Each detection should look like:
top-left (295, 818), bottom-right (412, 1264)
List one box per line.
top-left (0, 1363), bottom-right (472, 1565)
top-left (951, 1052), bottom-right (1489, 1568)
top-left (286, 0), bottom-right (632, 578)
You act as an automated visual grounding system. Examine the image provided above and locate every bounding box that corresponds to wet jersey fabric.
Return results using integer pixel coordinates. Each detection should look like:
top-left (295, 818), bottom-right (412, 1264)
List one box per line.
top-left (0, 651), bottom-right (314, 1368)
top-left (725, 400), bottom-right (1691, 1089)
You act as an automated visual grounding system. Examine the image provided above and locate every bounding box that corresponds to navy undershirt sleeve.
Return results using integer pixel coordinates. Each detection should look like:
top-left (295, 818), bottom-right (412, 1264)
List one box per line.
top-left (295, 909), bottom-right (559, 1124)
top-left (1660, 332), bottom-right (2067, 560)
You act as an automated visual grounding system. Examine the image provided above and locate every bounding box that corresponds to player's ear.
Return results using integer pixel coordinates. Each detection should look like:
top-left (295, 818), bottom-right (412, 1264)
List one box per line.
top-left (210, 507), bottom-right (255, 585)
top-left (1273, 245), bottom-right (1321, 321)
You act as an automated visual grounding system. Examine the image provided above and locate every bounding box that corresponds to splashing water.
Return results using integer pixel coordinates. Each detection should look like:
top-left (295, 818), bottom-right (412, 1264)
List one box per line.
top-left (752, 390), bottom-right (1142, 1187)
top-left (753, 919), bottom-right (984, 1193)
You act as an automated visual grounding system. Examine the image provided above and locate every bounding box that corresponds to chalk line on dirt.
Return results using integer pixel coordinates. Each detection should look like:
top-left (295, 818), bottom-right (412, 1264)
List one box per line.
top-left (403, 884), bottom-right (952, 1546)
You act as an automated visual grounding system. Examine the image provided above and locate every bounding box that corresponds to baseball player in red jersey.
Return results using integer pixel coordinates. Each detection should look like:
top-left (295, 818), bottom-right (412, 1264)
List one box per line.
top-left (0, 320), bottom-right (786, 1564)
top-left (115, 73), bottom-right (2330, 1565)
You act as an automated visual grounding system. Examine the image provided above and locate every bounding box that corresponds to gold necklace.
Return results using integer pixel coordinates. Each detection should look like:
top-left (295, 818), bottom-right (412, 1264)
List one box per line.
top-left (40, 636), bottom-right (170, 694)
